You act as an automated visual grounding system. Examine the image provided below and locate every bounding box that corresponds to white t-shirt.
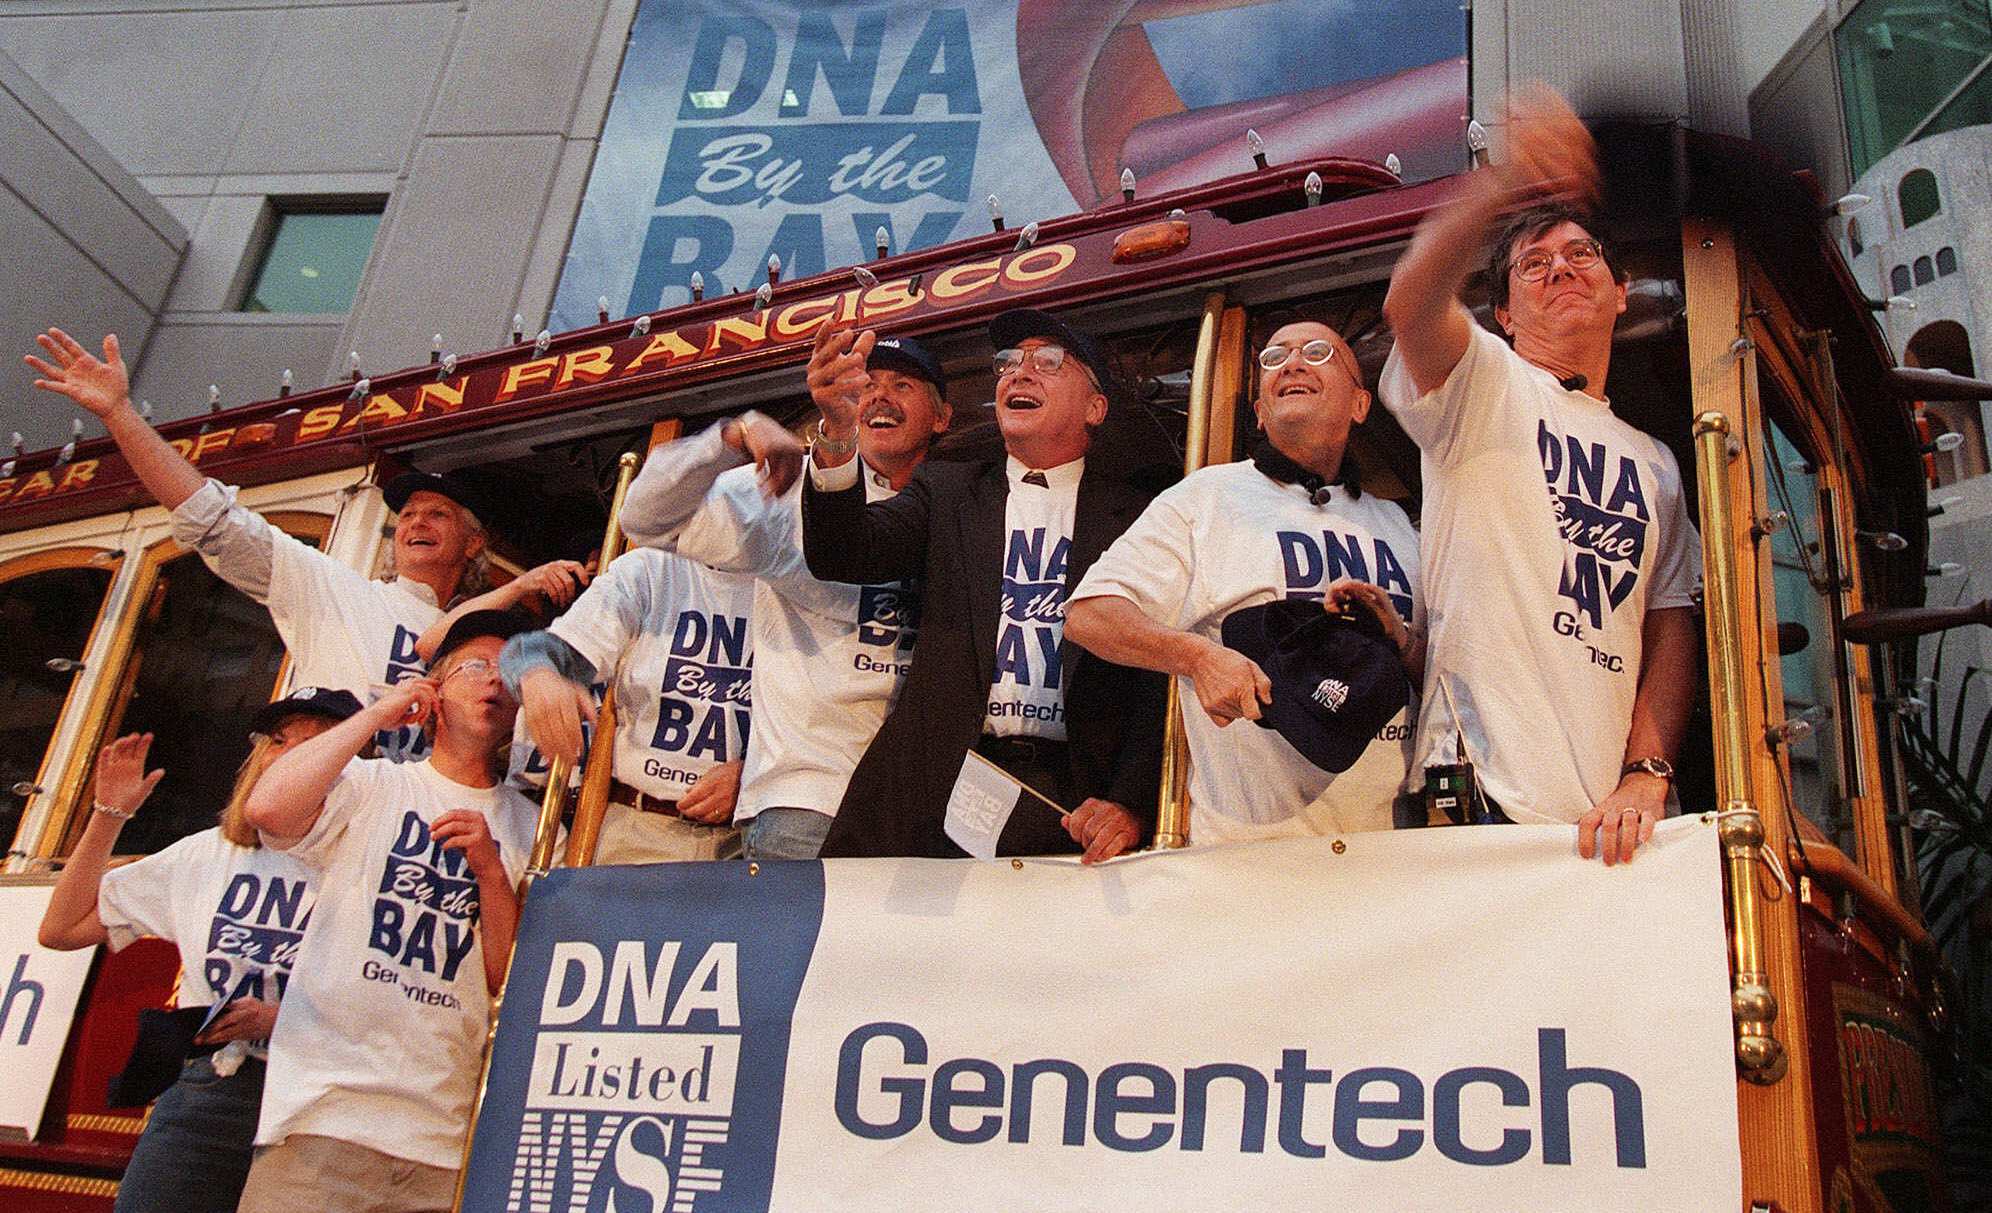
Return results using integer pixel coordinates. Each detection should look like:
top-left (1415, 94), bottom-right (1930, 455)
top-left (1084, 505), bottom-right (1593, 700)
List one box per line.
top-left (549, 547), bottom-right (755, 803)
top-left (623, 424), bottom-right (918, 820)
top-left (1380, 326), bottom-right (1702, 823)
top-left (986, 456), bottom-right (1081, 740)
top-left (256, 758), bottom-right (535, 1167)
top-left (173, 479), bottom-right (439, 760)
top-left (1074, 459), bottom-right (1424, 844)
top-left (98, 828), bottom-right (317, 1015)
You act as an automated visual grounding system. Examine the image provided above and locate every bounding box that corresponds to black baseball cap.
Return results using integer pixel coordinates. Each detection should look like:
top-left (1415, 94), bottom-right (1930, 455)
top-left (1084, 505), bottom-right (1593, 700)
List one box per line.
top-left (382, 470), bottom-right (487, 521)
top-left (989, 309), bottom-right (1115, 392)
top-left (432, 608), bottom-right (537, 666)
top-left (868, 335), bottom-right (947, 393)
top-left (1219, 599), bottom-right (1409, 774)
top-left (248, 686), bottom-right (364, 737)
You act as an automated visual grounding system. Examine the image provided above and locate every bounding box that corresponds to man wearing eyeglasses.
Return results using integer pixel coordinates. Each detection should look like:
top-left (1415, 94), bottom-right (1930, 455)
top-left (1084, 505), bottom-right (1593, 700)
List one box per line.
top-left (1379, 87), bottom-right (1701, 865)
top-left (800, 308), bottom-right (1172, 863)
top-left (1066, 320), bottom-right (1426, 843)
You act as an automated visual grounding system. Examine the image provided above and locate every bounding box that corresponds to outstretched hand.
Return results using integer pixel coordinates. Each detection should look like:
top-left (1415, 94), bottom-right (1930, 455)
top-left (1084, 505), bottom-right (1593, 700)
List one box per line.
top-left (806, 322), bottom-right (874, 441)
top-left (724, 412), bottom-right (805, 498)
top-left (1498, 84), bottom-right (1602, 209)
top-left (94, 733), bottom-right (165, 817)
top-left (26, 329), bottom-right (132, 420)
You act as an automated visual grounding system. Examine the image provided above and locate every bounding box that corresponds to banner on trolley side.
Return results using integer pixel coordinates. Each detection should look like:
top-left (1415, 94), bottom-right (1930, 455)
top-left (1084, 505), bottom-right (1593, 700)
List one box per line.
top-left (463, 818), bottom-right (1742, 1211)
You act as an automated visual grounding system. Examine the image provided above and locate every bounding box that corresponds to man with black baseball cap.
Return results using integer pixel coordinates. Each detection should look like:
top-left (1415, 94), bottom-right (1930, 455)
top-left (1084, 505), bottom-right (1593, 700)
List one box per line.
top-left (614, 322), bottom-right (950, 860)
top-left (1069, 318), bottom-right (1427, 843)
top-left (26, 329), bottom-right (522, 762)
top-left (798, 308), bottom-right (1172, 863)
top-left (239, 607), bottom-right (536, 1210)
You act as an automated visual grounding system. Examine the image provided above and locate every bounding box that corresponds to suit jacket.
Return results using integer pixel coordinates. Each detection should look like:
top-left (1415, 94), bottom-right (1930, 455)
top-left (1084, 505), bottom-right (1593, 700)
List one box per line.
top-left (802, 447), bottom-right (1171, 858)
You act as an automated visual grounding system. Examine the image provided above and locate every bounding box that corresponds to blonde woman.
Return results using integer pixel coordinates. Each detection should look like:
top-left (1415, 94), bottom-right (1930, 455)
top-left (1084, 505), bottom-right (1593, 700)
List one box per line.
top-left (39, 688), bottom-right (362, 1212)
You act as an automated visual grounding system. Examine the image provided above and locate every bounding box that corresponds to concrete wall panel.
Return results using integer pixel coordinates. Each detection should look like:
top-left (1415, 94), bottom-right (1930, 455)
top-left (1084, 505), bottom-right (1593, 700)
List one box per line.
top-left (129, 314), bottom-right (343, 426)
top-left (339, 132), bottom-right (565, 376)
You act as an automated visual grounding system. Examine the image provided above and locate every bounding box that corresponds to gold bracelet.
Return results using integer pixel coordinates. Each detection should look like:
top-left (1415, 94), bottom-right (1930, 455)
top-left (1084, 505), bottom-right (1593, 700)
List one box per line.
top-left (93, 800), bottom-right (136, 821)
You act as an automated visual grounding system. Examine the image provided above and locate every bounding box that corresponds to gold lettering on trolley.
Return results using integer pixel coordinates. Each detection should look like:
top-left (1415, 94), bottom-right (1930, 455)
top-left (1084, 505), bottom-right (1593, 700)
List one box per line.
top-left (707, 315), bottom-right (768, 353)
top-left (495, 356), bottom-right (560, 402)
top-left (931, 258), bottom-right (1001, 300)
top-left (625, 330), bottom-right (699, 371)
top-left (297, 405), bottom-right (345, 442)
top-left (555, 347), bottom-right (617, 389)
top-left (416, 377), bottom-right (468, 415)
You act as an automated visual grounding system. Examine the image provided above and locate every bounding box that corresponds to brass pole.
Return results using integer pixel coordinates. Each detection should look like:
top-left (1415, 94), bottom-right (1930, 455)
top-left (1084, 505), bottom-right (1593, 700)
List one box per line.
top-left (564, 450), bottom-right (644, 867)
top-left (1695, 411), bottom-right (1786, 1084)
top-left (453, 448), bottom-right (644, 1209)
top-left (1153, 291), bottom-right (1226, 849)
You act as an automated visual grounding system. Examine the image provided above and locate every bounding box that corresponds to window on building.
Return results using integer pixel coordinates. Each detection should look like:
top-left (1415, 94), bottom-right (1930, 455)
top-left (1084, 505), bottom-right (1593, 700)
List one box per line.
top-left (1899, 168), bottom-right (1941, 227)
top-left (1836, 1), bottom-right (1992, 175)
top-left (238, 199), bottom-right (386, 314)
top-left (1892, 264), bottom-right (1913, 293)
top-left (1936, 246), bottom-right (1958, 276)
top-left (1914, 256), bottom-right (1935, 285)
top-left (1907, 321), bottom-right (1984, 485)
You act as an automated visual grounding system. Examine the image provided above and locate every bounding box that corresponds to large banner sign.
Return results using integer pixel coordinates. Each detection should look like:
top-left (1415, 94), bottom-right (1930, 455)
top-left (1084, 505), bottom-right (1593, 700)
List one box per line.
top-left (0, 884), bottom-right (98, 1139)
top-left (551, 0), bottom-right (1468, 329)
top-left (465, 820), bottom-right (1744, 1210)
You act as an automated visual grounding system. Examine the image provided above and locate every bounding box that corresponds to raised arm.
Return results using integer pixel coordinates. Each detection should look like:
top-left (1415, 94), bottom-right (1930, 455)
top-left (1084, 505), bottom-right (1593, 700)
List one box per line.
top-left (38, 734), bottom-right (164, 950)
top-left (25, 330), bottom-right (205, 511)
top-left (1381, 87), bottom-right (1601, 396)
top-left (247, 679), bottom-right (436, 846)
top-left (412, 560), bottom-right (592, 662)
top-left (621, 412), bottom-right (801, 550)
top-left (800, 462), bottom-right (934, 585)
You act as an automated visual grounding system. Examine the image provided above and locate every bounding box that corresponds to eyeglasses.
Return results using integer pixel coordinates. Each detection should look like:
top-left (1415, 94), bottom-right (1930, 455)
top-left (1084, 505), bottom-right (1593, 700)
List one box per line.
top-left (993, 345), bottom-right (1073, 379)
top-left (444, 657), bottom-right (501, 683)
top-left (1257, 339), bottom-right (1347, 372)
top-left (1511, 238), bottom-right (1604, 283)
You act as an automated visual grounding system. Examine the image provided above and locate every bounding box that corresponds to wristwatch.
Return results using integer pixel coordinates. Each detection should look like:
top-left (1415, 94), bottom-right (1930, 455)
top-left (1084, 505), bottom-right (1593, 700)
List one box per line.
top-left (811, 418), bottom-right (857, 457)
top-left (1620, 757), bottom-right (1675, 781)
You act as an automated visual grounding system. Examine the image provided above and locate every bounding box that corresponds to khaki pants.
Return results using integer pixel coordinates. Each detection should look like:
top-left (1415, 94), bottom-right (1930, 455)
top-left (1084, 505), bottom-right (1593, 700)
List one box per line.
top-left (238, 1134), bottom-right (457, 1213)
top-left (594, 801), bottom-right (741, 864)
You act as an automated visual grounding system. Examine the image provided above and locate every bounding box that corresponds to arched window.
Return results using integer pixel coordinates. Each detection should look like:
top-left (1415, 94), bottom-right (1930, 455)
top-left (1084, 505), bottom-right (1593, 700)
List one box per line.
top-left (1892, 264), bottom-right (1913, 293)
top-left (1846, 216), bottom-right (1864, 258)
top-left (1899, 169), bottom-right (1940, 227)
top-left (1907, 321), bottom-right (1983, 485)
top-left (1914, 256), bottom-right (1935, 285)
top-left (1936, 246), bottom-right (1957, 276)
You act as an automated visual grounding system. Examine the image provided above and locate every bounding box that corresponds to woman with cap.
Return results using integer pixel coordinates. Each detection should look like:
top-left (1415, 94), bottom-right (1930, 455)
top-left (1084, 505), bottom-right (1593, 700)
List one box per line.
top-left (38, 686), bottom-right (364, 1213)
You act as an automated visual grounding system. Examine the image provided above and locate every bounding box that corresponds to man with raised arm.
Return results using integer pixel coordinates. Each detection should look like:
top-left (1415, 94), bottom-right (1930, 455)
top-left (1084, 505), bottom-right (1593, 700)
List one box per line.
top-left (1067, 319), bottom-right (1426, 843)
top-left (615, 323), bottom-right (948, 861)
top-left (799, 309), bottom-right (1172, 863)
top-left (1378, 88), bottom-right (1701, 864)
top-left (25, 329), bottom-right (586, 760)
top-left (236, 609), bottom-right (537, 1211)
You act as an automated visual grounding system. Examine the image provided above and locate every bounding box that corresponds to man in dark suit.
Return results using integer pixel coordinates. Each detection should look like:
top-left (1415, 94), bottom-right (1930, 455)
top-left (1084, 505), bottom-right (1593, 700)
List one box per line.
top-left (800, 309), bottom-right (1173, 863)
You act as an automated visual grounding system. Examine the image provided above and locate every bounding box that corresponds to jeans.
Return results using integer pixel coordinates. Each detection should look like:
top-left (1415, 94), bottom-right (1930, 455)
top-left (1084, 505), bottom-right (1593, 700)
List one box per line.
top-left (744, 807), bottom-right (834, 860)
top-left (116, 1054), bottom-right (264, 1213)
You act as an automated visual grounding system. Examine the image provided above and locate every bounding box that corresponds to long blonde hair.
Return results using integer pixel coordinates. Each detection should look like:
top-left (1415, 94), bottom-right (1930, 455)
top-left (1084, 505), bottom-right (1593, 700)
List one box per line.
top-left (218, 735), bottom-right (284, 848)
top-left (217, 713), bottom-right (343, 847)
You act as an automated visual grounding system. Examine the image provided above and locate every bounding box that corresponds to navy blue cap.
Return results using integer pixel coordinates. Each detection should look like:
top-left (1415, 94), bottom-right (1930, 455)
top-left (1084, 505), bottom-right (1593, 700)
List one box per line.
top-left (432, 608), bottom-right (537, 666)
top-left (248, 686), bottom-right (365, 736)
top-left (382, 470), bottom-right (487, 521)
top-left (867, 335), bottom-right (946, 393)
top-left (1219, 599), bottom-right (1408, 774)
top-left (989, 309), bottom-right (1114, 392)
